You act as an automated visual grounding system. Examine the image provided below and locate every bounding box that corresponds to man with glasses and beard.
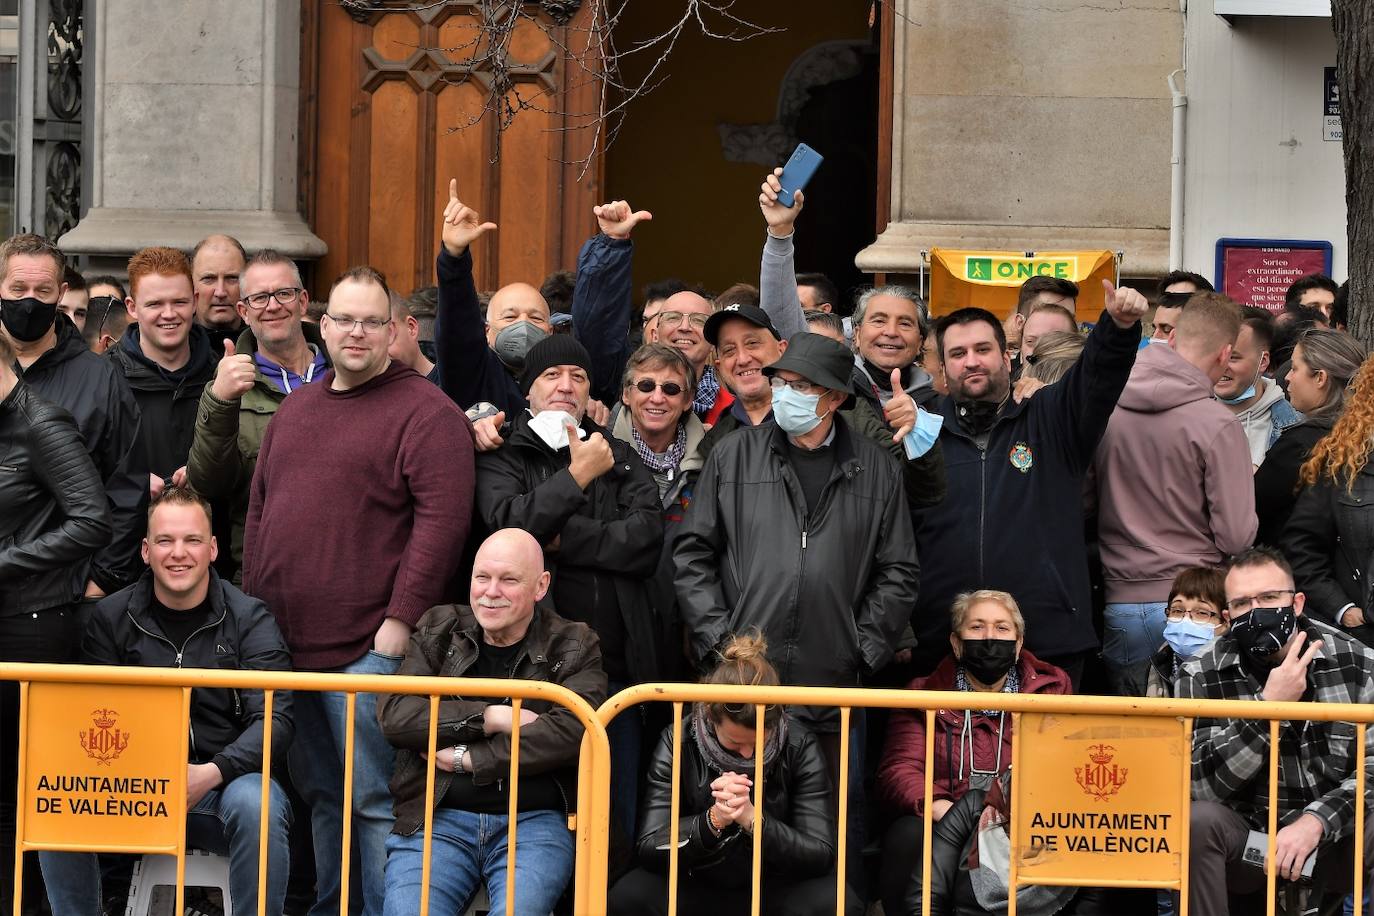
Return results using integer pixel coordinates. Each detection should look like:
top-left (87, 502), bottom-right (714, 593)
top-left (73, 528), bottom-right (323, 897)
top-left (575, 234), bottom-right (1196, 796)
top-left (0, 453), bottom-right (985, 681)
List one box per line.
top-left (1180, 546), bottom-right (1374, 916)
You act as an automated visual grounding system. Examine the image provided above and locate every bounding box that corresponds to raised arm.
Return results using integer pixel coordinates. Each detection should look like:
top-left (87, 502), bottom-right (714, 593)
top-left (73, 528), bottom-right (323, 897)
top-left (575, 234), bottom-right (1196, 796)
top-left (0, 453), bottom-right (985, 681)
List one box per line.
top-left (572, 200), bottom-right (650, 407)
top-left (757, 167), bottom-right (806, 340)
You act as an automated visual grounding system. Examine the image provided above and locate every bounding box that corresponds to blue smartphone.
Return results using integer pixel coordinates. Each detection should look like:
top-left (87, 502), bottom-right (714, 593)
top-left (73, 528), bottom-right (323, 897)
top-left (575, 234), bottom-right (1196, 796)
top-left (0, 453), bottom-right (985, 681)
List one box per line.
top-left (777, 143), bottom-right (823, 208)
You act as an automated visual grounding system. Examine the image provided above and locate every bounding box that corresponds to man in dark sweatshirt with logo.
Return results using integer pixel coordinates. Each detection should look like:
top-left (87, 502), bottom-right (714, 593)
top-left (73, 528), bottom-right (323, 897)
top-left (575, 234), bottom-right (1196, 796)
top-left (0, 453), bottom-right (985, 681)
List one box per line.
top-left (109, 247), bottom-right (217, 496)
top-left (243, 265), bottom-right (475, 916)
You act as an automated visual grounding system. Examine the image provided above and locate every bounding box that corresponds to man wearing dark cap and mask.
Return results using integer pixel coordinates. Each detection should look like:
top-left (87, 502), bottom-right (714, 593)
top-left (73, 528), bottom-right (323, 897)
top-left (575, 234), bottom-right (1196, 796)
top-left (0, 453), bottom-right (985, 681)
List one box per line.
top-left (675, 331), bottom-right (919, 731)
top-left (1179, 546), bottom-right (1374, 916)
top-left (475, 333), bottom-right (663, 837)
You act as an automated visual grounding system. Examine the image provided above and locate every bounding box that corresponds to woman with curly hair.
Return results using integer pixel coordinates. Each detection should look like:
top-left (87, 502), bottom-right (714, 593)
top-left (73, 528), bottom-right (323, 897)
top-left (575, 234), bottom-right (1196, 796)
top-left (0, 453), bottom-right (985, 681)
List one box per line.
top-left (1282, 349), bottom-right (1374, 645)
top-left (1254, 329), bottom-right (1366, 545)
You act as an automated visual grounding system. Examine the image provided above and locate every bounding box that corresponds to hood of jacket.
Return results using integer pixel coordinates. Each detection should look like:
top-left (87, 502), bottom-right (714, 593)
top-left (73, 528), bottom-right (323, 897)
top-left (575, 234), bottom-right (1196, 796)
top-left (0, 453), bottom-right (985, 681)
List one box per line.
top-left (112, 323), bottom-right (216, 392)
top-left (1115, 342), bottom-right (1217, 414)
top-left (852, 356), bottom-right (937, 407)
top-left (234, 320), bottom-right (331, 395)
top-left (1232, 376), bottom-right (1290, 422)
top-left (20, 313), bottom-right (88, 375)
top-left (611, 406), bottom-right (708, 477)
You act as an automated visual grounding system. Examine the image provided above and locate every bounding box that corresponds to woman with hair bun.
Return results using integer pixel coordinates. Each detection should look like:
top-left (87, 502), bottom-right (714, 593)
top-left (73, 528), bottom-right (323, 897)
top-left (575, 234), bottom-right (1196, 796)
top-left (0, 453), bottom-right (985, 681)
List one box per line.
top-left (608, 633), bottom-right (857, 915)
top-left (1283, 351), bottom-right (1374, 646)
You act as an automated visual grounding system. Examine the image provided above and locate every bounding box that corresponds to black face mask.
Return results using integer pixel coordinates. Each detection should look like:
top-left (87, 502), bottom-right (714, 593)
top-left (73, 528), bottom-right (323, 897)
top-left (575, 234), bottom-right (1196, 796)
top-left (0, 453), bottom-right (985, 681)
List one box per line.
top-left (959, 638), bottom-right (1018, 685)
top-left (1228, 605), bottom-right (1297, 666)
top-left (1, 296), bottom-right (59, 342)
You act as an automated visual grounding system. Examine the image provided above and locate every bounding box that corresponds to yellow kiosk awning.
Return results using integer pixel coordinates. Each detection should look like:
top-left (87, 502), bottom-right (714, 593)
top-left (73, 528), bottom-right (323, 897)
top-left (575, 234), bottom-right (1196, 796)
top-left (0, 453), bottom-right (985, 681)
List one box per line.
top-left (927, 248), bottom-right (1118, 325)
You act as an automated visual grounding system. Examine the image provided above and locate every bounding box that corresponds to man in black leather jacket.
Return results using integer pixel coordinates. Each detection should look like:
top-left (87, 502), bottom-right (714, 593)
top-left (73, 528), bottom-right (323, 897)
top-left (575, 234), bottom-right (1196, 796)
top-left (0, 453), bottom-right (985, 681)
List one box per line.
top-left (0, 332), bottom-right (112, 909)
top-left (39, 487), bottom-right (293, 916)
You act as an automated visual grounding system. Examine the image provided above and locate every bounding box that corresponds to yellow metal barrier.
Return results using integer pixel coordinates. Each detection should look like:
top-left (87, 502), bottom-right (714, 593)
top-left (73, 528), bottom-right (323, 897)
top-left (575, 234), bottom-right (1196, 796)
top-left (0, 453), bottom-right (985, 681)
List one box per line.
top-left (600, 683), bottom-right (1374, 916)
top-left (1, 663), bottom-right (612, 916)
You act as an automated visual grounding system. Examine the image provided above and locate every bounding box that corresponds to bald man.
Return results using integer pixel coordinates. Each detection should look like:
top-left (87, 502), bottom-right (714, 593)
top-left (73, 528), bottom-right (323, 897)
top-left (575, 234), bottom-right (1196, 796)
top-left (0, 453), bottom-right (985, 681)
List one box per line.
top-left (378, 528), bottom-right (606, 916)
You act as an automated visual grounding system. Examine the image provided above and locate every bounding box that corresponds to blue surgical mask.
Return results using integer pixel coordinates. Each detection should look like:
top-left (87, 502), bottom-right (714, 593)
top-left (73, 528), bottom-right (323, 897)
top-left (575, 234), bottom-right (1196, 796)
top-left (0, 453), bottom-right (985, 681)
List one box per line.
top-left (902, 407), bottom-right (944, 459)
top-left (772, 384), bottom-right (827, 436)
top-left (1162, 617), bottom-right (1217, 659)
top-left (1219, 383), bottom-right (1257, 405)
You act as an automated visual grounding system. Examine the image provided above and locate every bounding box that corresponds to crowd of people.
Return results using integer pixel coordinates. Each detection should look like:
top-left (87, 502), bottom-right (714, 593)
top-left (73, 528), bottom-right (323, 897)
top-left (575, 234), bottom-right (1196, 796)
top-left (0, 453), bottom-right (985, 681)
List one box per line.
top-left (3, 165), bottom-right (1373, 916)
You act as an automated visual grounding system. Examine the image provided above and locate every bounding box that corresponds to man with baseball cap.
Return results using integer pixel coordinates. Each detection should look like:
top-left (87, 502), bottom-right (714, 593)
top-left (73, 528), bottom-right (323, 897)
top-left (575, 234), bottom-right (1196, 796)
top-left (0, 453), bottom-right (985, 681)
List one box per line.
top-left (475, 334), bottom-right (663, 834)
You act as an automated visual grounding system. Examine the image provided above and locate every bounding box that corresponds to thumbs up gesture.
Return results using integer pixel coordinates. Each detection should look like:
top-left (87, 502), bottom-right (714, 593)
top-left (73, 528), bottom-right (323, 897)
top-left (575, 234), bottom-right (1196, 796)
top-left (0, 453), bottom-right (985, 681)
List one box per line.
top-left (211, 337), bottom-right (257, 402)
top-left (883, 368), bottom-right (917, 443)
top-left (566, 421), bottom-right (615, 490)
top-left (594, 200), bottom-right (652, 241)
top-left (441, 179), bottom-right (498, 257)
top-left (1103, 279), bottom-right (1148, 330)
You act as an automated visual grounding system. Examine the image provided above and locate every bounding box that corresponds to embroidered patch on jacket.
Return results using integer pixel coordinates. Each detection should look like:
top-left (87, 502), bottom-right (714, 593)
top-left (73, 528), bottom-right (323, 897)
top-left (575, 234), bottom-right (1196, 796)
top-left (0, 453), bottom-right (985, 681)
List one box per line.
top-left (1009, 442), bottom-right (1033, 474)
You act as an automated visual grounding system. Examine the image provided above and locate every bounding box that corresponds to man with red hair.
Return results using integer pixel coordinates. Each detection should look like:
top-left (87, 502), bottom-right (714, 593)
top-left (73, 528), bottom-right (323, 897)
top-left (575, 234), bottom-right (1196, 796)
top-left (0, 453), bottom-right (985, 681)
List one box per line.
top-left (110, 246), bottom-right (218, 497)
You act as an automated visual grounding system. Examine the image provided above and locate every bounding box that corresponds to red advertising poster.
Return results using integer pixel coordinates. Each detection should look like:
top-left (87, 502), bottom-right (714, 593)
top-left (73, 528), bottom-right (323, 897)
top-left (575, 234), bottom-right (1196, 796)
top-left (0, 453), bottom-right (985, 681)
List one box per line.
top-left (1216, 239), bottom-right (1332, 313)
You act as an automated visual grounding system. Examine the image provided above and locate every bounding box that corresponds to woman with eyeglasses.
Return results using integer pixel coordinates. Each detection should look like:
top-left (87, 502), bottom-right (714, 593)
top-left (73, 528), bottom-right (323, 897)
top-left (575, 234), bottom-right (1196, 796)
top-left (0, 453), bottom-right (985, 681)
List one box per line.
top-left (876, 590), bottom-right (1070, 916)
top-left (608, 633), bottom-right (858, 916)
top-left (1145, 566), bottom-right (1229, 697)
top-left (1283, 352), bottom-right (1374, 647)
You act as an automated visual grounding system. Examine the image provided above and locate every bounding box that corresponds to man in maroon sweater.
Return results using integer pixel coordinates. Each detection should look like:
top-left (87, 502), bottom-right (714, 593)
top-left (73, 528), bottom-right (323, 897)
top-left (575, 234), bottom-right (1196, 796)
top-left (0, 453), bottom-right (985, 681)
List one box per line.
top-left (243, 265), bottom-right (475, 916)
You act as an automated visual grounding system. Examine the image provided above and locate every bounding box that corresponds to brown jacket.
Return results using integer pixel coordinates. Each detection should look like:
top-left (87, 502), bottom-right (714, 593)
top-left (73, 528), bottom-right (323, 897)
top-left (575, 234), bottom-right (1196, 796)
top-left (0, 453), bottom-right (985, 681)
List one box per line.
top-left (377, 603), bottom-right (606, 835)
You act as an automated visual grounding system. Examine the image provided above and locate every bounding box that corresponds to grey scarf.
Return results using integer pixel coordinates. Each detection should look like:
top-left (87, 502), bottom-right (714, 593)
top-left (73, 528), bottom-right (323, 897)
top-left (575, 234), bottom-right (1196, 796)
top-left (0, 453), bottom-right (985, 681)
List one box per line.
top-left (691, 703), bottom-right (788, 775)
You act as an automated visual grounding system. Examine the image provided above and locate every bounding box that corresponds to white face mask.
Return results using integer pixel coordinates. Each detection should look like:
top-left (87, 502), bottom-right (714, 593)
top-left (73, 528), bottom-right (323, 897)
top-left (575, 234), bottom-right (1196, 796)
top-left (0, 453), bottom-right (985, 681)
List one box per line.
top-left (525, 409), bottom-right (586, 451)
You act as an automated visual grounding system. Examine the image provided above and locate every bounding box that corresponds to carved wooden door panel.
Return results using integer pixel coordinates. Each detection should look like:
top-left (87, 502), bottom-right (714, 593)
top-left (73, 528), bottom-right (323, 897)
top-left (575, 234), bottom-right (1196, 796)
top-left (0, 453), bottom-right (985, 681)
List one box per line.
top-left (300, 0), bottom-right (601, 296)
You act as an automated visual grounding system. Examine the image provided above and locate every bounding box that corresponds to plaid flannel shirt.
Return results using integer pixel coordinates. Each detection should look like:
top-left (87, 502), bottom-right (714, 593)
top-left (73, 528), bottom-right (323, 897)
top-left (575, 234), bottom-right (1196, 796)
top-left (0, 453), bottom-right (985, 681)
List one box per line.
top-left (1176, 618), bottom-right (1374, 842)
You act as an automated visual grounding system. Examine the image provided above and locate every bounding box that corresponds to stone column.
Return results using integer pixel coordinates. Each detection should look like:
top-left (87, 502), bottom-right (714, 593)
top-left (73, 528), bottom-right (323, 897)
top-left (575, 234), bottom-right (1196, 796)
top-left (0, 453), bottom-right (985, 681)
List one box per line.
top-left (59, 0), bottom-right (325, 269)
top-left (857, 0), bottom-right (1180, 280)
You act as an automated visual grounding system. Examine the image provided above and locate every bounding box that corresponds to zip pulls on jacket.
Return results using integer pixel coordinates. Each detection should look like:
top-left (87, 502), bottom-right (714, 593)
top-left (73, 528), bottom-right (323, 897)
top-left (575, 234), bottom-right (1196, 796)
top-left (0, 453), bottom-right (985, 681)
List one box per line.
top-left (126, 602), bottom-right (227, 759)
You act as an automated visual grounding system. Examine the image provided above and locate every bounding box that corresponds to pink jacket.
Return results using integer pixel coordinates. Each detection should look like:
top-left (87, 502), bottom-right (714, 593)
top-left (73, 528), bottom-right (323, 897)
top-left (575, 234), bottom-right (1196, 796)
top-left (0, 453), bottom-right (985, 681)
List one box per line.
top-left (1093, 343), bottom-right (1257, 603)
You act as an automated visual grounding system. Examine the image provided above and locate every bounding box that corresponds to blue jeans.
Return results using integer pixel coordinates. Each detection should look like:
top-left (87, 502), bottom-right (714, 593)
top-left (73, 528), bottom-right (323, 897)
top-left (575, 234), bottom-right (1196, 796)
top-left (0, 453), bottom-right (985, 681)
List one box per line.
top-left (1103, 602), bottom-right (1168, 695)
top-left (38, 773), bottom-right (291, 916)
top-left (382, 809), bottom-right (573, 916)
top-left (289, 650), bottom-right (401, 916)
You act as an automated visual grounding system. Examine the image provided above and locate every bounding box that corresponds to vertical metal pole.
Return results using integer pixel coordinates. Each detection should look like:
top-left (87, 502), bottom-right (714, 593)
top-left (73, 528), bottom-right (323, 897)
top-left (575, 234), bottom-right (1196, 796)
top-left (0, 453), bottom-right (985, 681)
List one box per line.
top-left (177, 687), bottom-right (191, 916)
top-left (506, 698), bottom-right (522, 916)
top-left (921, 708), bottom-right (935, 916)
top-left (1008, 711), bottom-right (1020, 916)
top-left (667, 703), bottom-right (682, 916)
top-left (257, 689), bottom-right (274, 916)
top-left (339, 692), bottom-right (357, 916)
top-left (835, 706), bottom-right (851, 916)
top-left (11, 682), bottom-right (28, 916)
top-left (750, 704), bottom-right (765, 916)
top-left (1266, 720), bottom-right (1279, 916)
top-left (1179, 718), bottom-right (1193, 916)
top-left (1356, 722), bottom-right (1367, 916)
top-left (419, 695), bottom-right (439, 916)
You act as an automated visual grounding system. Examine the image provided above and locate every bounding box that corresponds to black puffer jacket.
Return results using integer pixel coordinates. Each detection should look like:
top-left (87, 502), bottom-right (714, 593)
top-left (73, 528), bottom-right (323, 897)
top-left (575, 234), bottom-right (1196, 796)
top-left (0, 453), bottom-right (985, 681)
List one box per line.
top-left (81, 570), bottom-right (294, 782)
top-left (635, 717), bottom-right (835, 886)
top-left (0, 380), bottom-right (112, 615)
top-left (378, 604), bottom-right (607, 836)
top-left (17, 314), bottom-right (146, 593)
top-left (1283, 464), bottom-right (1374, 644)
top-left (674, 416), bottom-right (919, 729)
top-left (475, 412), bottom-right (664, 682)
top-left (1254, 415), bottom-right (1334, 547)
top-left (109, 324), bottom-right (217, 478)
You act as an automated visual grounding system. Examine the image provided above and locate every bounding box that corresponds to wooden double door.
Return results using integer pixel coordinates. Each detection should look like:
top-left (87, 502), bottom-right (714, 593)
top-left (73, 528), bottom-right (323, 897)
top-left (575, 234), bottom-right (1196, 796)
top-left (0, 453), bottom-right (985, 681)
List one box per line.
top-left (299, 0), bottom-right (603, 296)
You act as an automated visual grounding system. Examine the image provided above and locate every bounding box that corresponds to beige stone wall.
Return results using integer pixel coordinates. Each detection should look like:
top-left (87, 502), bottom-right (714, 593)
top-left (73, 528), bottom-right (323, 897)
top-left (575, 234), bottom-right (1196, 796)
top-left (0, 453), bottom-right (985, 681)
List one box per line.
top-left (859, 0), bottom-right (1183, 278)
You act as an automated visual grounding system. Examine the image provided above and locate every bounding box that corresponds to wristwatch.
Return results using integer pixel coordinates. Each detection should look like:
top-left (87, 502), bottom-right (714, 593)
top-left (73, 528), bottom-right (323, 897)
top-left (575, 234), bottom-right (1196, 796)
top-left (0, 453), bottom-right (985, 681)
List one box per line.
top-left (453, 744), bottom-right (468, 773)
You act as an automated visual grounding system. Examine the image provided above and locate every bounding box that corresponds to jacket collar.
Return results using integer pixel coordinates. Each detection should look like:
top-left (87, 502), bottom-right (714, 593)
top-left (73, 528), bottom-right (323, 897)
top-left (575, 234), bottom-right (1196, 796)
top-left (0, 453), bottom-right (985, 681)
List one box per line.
top-left (122, 568), bottom-right (228, 644)
top-left (611, 407), bottom-right (708, 475)
top-left (453, 603), bottom-right (555, 670)
top-left (766, 410), bottom-right (858, 469)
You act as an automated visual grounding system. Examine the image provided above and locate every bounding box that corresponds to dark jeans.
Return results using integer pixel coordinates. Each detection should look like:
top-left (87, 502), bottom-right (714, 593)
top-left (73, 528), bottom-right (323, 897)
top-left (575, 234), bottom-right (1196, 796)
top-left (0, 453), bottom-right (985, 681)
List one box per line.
top-left (1190, 800), bottom-right (1374, 916)
top-left (816, 712), bottom-right (867, 897)
top-left (0, 607), bottom-right (83, 916)
top-left (608, 866), bottom-right (863, 916)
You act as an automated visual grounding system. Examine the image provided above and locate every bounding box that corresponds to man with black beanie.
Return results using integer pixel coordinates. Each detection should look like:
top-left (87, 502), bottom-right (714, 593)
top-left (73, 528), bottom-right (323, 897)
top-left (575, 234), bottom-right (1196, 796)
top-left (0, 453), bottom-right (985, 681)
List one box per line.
top-left (474, 334), bottom-right (663, 839)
